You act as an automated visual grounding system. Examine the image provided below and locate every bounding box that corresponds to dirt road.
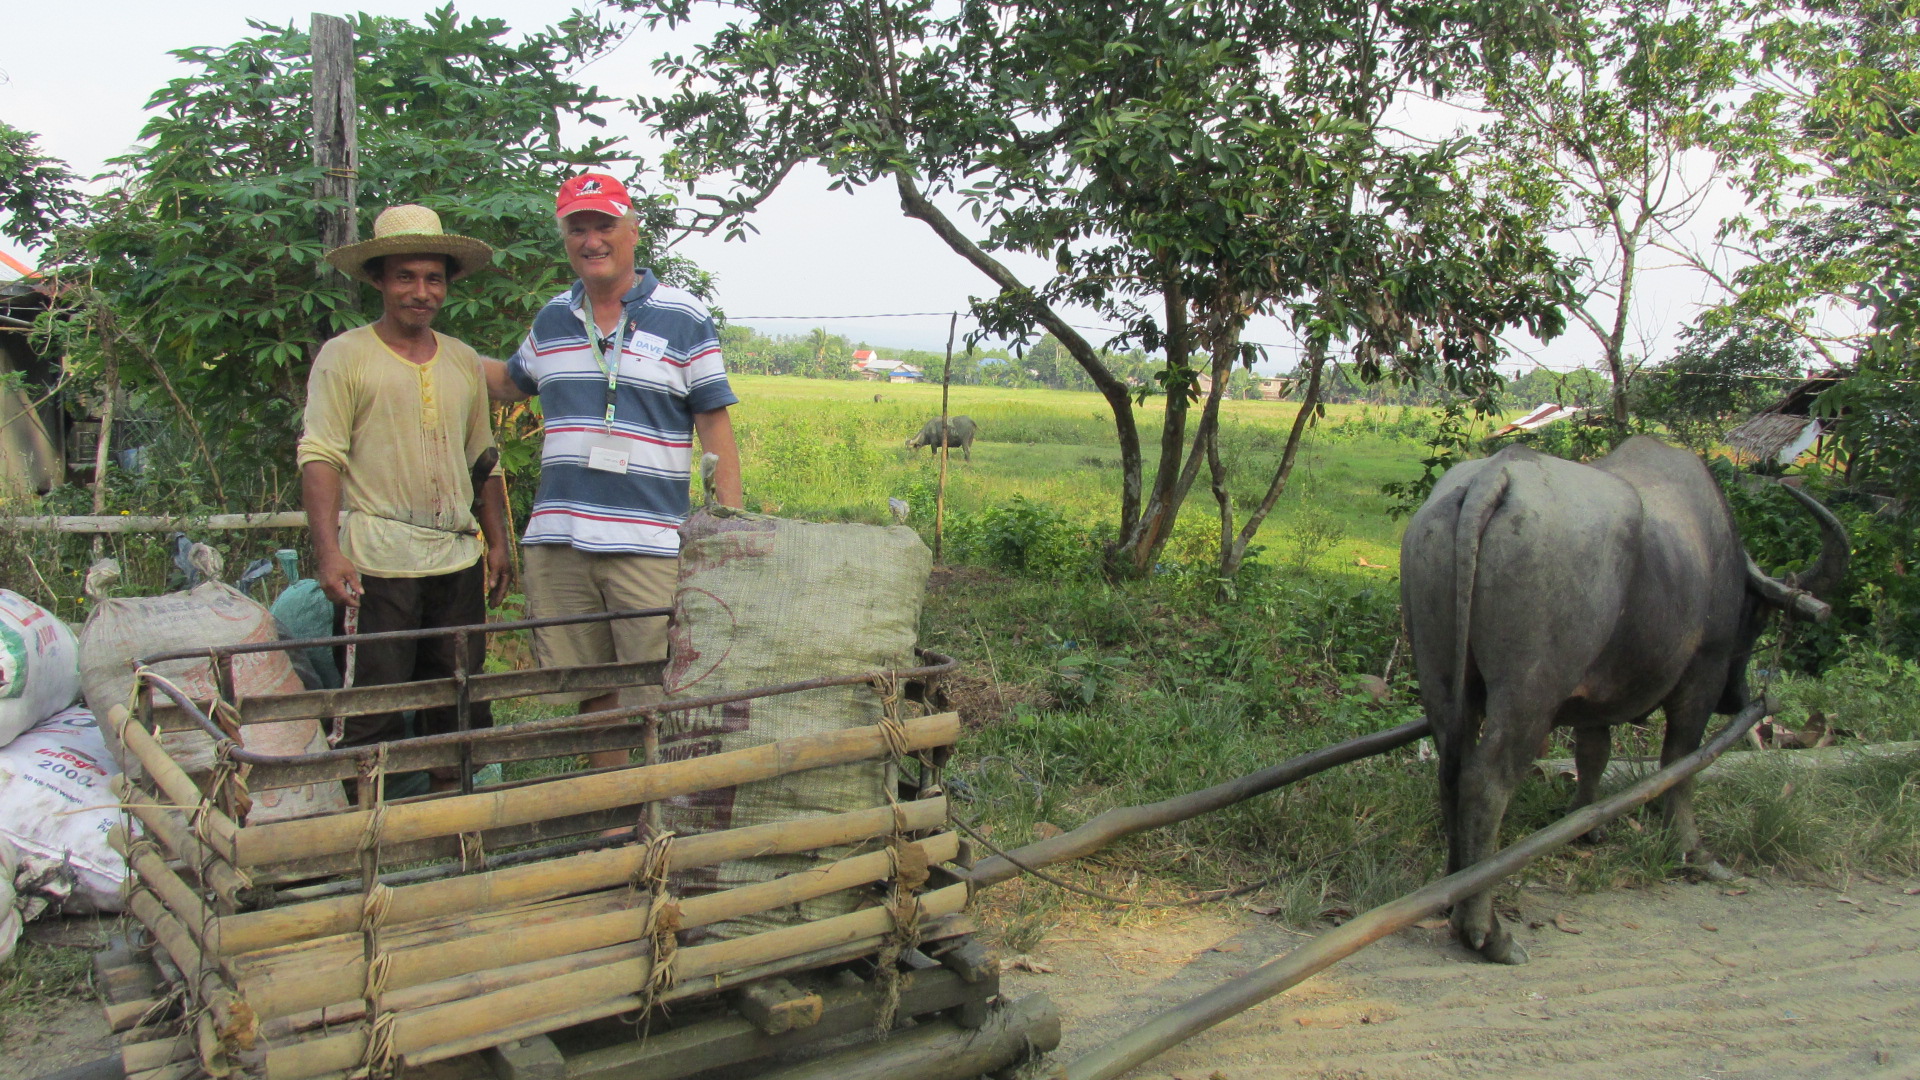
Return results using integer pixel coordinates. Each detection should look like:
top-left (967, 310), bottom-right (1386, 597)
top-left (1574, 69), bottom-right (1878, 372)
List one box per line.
top-left (6, 877), bottom-right (1914, 1080)
top-left (1000, 876), bottom-right (1920, 1080)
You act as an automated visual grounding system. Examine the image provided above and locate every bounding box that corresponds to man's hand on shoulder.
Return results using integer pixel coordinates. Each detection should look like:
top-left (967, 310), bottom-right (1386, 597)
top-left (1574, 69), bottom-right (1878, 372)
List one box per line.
top-left (481, 357), bottom-right (532, 403)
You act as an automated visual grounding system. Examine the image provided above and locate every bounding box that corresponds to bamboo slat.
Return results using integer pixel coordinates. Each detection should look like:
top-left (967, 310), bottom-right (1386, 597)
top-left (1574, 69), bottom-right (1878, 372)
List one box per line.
top-left (263, 882), bottom-right (970, 1080)
top-left (215, 797), bottom-right (945, 956)
top-left (126, 891), bottom-right (253, 1052)
top-left (113, 776), bottom-right (253, 907)
top-left (153, 660), bottom-right (660, 735)
top-left (242, 833), bottom-right (957, 1020)
top-left (232, 713), bottom-right (956, 867)
top-left (112, 830), bottom-right (216, 946)
top-left (110, 706), bottom-right (241, 860)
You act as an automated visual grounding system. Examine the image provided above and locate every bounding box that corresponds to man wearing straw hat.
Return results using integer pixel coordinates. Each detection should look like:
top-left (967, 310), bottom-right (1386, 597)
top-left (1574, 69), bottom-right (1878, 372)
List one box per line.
top-left (482, 173), bottom-right (741, 766)
top-left (298, 204), bottom-right (512, 769)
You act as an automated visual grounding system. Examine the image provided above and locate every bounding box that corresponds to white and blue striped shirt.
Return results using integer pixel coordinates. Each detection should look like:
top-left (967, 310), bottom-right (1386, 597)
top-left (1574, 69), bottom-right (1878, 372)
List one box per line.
top-left (507, 271), bottom-right (738, 557)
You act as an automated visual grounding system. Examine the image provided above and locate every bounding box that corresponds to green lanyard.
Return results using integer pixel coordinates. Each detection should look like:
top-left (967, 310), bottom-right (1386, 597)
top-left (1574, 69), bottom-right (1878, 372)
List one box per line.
top-left (587, 310), bottom-right (628, 433)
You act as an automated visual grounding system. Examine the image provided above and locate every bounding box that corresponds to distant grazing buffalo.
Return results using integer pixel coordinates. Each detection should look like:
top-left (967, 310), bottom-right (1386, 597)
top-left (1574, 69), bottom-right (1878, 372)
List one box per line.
top-left (1401, 436), bottom-right (1846, 964)
top-left (907, 416), bottom-right (977, 462)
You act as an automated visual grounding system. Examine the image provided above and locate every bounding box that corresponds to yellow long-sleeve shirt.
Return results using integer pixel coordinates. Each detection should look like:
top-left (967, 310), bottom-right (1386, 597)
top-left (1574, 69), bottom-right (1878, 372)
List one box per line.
top-left (296, 324), bottom-right (496, 578)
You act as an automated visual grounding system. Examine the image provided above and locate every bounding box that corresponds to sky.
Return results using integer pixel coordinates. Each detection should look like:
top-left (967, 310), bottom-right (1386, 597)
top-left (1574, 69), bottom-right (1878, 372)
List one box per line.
top-left (1, 1), bottom-right (1751, 375)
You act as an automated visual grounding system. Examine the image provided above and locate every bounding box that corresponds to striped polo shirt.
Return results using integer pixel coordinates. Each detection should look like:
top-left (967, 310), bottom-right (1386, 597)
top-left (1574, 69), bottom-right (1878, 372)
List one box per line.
top-left (507, 270), bottom-right (738, 556)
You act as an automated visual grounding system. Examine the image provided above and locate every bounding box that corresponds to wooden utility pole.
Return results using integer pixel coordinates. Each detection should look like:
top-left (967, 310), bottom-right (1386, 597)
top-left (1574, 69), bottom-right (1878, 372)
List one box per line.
top-left (312, 14), bottom-right (358, 274)
top-left (934, 314), bottom-right (956, 563)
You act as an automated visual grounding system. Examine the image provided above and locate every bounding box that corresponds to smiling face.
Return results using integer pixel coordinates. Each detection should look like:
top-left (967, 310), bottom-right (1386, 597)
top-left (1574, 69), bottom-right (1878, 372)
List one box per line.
top-left (562, 210), bottom-right (639, 293)
top-left (372, 254), bottom-right (450, 333)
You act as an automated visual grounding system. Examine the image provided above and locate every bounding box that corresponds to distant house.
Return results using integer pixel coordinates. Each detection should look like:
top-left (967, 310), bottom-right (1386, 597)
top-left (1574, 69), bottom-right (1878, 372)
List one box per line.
top-left (1, 271), bottom-right (65, 496)
top-left (1255, 377), bottom-right (1294, 401)
top-left (852, 354), bottom-right (924, 382)
top-left (1724, 368), bottom-right (1848, 468)
top-left (1491, 402), bottom-right (1584, 438)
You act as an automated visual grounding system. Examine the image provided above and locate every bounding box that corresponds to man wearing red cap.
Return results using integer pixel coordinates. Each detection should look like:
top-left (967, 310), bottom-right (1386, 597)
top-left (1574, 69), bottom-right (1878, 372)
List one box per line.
top-left (484, 174), bottom-right (741, 757)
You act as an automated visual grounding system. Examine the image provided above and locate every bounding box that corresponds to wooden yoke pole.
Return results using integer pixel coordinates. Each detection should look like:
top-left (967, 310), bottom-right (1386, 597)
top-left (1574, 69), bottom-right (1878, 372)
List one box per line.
top-left (934, 312), bottom-right (955, 563)
top-left (311, 14), bottom-right (358, 280)
top-left (1063, 697), bottom-right (1773, 1080)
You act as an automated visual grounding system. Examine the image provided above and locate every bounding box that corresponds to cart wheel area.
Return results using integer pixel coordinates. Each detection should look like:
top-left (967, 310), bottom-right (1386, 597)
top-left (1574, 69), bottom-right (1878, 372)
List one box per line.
top-left (97, 932), bottom-right (1057, 1080)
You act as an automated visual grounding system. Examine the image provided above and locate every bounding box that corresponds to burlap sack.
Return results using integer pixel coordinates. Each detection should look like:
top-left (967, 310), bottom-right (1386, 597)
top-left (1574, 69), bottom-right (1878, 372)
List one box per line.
top-left (78, 553), bottom-right (347, 823)
top-left (661, 507), bottom-right (931, 937)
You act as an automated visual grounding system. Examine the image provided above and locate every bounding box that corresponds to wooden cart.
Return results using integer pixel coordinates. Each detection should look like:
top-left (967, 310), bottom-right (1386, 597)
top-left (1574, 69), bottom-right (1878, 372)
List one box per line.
top-left (96, 609), bottom-right (1057, 1080)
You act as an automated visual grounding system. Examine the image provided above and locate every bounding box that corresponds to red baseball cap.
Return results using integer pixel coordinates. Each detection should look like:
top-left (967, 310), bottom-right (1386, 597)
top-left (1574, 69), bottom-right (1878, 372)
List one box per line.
top-left (556, 173), bottom-right (633, 220)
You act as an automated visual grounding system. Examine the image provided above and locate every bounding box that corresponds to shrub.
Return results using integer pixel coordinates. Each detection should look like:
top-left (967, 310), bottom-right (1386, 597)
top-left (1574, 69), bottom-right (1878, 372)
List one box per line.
top-left (944, 497), bottom-right (1097, 578)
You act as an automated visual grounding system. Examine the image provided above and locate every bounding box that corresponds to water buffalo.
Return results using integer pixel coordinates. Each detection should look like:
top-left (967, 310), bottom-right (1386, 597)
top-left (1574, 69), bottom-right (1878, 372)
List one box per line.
top-left (907, 415), bottom-right (977, 462)
top-left (1402, 436), bottom-right (1846, 964)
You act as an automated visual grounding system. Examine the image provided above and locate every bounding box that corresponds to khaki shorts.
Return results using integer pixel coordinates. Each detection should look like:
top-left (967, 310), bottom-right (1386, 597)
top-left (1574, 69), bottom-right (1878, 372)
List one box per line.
top-left (521, 544), bottom-right (676, 706)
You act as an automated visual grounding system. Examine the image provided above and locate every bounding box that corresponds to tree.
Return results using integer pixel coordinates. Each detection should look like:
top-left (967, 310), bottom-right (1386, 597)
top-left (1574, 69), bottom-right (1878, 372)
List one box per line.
top-left (36, 8), bottom-right (706, 498)
top-left (1630, 317), bottom-right (1806, 449)
top-left (1482, 0), bottom-right (1762, 429)
top-left (0, 122), bottom-right (86, 250)
top-left (1729, 0), bottom-right (1920, 504)
top-left (631, 0), bottom-right (1570, 577)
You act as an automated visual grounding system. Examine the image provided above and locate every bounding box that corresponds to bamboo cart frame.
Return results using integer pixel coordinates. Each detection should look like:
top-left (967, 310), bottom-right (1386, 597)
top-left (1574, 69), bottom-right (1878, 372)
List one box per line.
top-left (99, 610), bottom-right (1047, 1080)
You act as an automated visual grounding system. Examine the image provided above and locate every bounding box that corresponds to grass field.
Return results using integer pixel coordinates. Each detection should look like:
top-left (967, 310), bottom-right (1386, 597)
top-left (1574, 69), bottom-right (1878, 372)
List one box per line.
top-left (727, 375), bottom-right (1428, 574)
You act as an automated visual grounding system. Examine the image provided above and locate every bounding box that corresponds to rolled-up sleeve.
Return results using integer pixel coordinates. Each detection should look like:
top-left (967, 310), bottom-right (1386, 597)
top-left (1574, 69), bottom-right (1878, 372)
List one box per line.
top-left (685, 316), bottom-right (738, 414)
top-left (506, 333), bottom-right (541, 396)
top-left (296, 347), bottom-right (353, 472)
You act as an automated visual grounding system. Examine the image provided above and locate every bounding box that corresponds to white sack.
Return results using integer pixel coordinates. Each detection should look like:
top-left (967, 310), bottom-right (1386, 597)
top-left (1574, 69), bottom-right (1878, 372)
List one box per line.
top-left (0, 589), bottom-right (82, 748)
top-left (0, 704), bottom-right (126, 914)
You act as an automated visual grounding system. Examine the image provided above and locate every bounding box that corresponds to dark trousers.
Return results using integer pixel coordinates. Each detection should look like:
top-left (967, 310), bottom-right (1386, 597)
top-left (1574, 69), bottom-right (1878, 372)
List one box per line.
top-left (332, 561), bottom-right (492, 752)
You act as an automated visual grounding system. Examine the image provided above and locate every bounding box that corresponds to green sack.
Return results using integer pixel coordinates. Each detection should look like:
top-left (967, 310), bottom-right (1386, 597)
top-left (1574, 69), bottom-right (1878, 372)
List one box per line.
top-left (661, 507), bottom-right (931, 938)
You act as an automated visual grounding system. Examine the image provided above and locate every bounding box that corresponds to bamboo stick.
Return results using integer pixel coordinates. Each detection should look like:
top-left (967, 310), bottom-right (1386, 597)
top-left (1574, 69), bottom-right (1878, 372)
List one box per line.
top-left (120, 1029), bottom-right (193, 1073)
top-left (230, 889), bottom-right (623, 978)
top-left (113, 775), bottom-right (253, 907)
top-left (113, 830), bottom-right (217, 955)
top-left (266, 883), bottom-right (970, 1080)
top-left (242, 834), bottom-right (958, 1020)
top-left (0, 511), bottom-right (312, 534)
top-left (216, 797), bottom-right (946, 956)
top-left (111, 706), bottom-right (241, 861)
top-left (1062, 698), bottom-right (1771, 1080)
top-left (126, 890), bottom-right (254, 1053)
top-left (106, 998), bottom-right (168, 1033)
top-left (234, 713), bottom-right (958, 868)
top-left (970, 717), bottom-right (1432, 887)
top-left (403, 911), bottom-right (979, 1070)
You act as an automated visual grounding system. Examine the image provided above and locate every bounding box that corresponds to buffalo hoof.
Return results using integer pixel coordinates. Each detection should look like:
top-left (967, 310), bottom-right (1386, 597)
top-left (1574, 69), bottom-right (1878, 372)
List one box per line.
top-left (1480, 923), bottom-right (1530, 966)
top-left (1686, 858), bottom-right (1738, 883)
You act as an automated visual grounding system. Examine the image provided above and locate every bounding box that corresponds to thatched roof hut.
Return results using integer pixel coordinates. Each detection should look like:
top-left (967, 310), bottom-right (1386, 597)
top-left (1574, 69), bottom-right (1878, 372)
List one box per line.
top-left (1723, 369), bottom-right (1847, 466)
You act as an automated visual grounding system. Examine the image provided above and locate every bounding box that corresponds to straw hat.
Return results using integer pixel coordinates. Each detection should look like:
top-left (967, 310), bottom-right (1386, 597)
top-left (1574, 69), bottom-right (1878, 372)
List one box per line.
top-left (323, 205), bottom-right (494, 285)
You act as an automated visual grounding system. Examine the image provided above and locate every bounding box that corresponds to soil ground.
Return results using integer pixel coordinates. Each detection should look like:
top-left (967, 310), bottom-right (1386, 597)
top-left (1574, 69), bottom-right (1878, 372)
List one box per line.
top-left (1001, 875), bottom-right (1920, 1080)
top-left (5, 876), bottom-right (1915, 1080)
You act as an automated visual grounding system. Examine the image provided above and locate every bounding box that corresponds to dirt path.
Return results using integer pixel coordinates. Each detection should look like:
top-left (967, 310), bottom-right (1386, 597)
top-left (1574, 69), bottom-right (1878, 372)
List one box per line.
top-left (6, 878), bottom-right (1914, 1080)
top-left (1000, 876), bottom-right (1920, 1080)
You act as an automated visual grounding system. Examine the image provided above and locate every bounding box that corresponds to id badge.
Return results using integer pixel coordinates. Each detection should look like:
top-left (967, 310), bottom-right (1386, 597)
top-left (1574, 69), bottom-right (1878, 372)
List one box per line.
top-left (629, 330), bottom-right (669, 362)
top-left (586, 434), bottom-right (631, 474)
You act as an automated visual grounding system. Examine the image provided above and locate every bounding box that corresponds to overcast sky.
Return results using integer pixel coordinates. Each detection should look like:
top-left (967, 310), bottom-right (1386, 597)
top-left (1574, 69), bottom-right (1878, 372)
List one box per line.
top-left (2, 1), bottom-right (1746, 374)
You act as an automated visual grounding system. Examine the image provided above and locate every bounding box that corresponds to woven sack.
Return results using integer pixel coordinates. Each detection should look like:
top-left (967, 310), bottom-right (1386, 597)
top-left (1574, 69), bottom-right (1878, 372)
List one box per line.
top-left (661, 507), bottom-right (931, 938)
top-left (78, 551), bottom-right (347, 823)
top-left (0, 704), bottom-right (126, 913)
top-left (0, 589), bottom-right (81, 748)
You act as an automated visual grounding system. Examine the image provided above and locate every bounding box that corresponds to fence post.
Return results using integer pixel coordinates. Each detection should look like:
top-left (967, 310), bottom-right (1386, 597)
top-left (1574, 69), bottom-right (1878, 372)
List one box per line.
top-left (312, 14), bottom-right (358, 277)
top-left (934, 313), bottom-right (956, 563)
